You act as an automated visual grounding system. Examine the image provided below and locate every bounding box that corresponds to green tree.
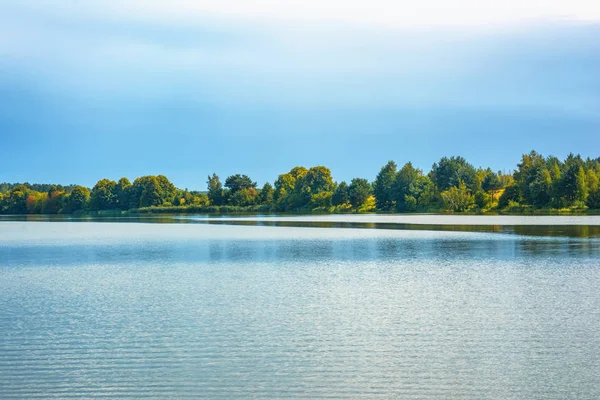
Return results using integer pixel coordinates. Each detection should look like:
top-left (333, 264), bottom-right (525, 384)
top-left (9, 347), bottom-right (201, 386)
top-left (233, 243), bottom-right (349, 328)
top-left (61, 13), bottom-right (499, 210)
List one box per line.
top-left (348, 178), bottom-right (371, 208)
top-left (441, 180), bottom-right (474, 212)
top-left (474, 191), bottom-right (491, 209)
top-left (225, 174), bottom-right (256, 194)
top-left (429, 156), bottom-right (478, 192)
top-left (229, 187), bottom-right (258, 207)
top-left (116, 177), bottom-right (132, 210)
top-left (481, 170), bottom-right (502, 201)
top-left (498, 185), bottom-right (520, 209)
top-left (586, 169), bottom-right (600, 208)
top-left (156, 175), bottom-right (177, 205)
top-left (294, 166), bottom-right (335, 209)
top-left (90, 179), bottom-right (117, 210)
top-left (556, 154), bottom-right (586, 205)
top-left (393, 162), bottom-right (420, 211)
top-left (332, 181), bottom-right (350, 206)
top-left (273, 167), bottom-right (308, 211)
top-left (310, 191), bottom-right (333, 208)
top-left (68, 186), bottom-right (90, 212)
top-left (575, 166), bottom-right (588, 204)
top-left (373, 161), bottom-right (397, 211)
top-left (258, 182), bottom-right (274, 205)
top-left (514, 150), bottom-right (548, 205)
top-left (529, 168), bottom-right (552, 207)
top-left (5, 185), bottom-right (29, 214)
top-left (207, 173), bottom-right (225, 206)
top-left (139, 176), bottom-right (162, 207)
top-left (393, 163), bottom-right (434, 211)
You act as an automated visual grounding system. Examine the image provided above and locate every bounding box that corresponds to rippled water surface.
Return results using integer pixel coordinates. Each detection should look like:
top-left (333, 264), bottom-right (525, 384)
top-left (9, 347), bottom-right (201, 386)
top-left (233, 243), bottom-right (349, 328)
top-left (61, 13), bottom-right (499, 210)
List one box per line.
top-left (1, 220), bottom-right (600, 399)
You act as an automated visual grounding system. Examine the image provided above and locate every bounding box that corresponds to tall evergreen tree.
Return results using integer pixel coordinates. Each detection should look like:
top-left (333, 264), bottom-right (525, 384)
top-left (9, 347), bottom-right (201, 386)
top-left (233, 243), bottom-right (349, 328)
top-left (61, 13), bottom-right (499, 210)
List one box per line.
top-left (373, 161), bottom-right (397, 211)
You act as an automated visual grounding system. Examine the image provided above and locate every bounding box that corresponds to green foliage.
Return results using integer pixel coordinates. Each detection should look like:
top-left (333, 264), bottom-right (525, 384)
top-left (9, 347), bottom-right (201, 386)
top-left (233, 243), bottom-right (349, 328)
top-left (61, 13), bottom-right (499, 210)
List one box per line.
top-left (295, 166), bottom-right (335, 208)
top-left (274, 166), bottom-right (334, 210)
top-left (4, 185), bottom-right (29, 214)
top-left (474, 191), bottom-right (491, 209)
top-left (68, 186), bottom-right (90, 212)
top-left (586, 169), bottom-right (600, 208)
top-left (258, 182), bottom-right (274, 205)
top-left (273, 166), bottom-right (307, 211)
top-left (429, 156), bottom-right (478, 192)
top-left (224, 174), bottom-right (257, 194)
top-left (481, 170), bottom-right (503, 201)
top-left (229, 187), bottom-right (258, 207)
top-left (139, 176), bottom-right (162, 207)
top-left (207, 173), bottom-right (225, 206)
top-left (441, 181), bottom-right (474, 212)
top-left (2, 150), bottom-right (600, 215)
top-left (116, 178), bottom-right (132, 210)
top-left (393, 163), bottom-right (435, 211)
top-left (310, 191), bottom-right (333, 209)
top-left (514, 150), bottom-right (547, 205)
top-left (91, 179), bottom-right (117, 210)
top-left (332, 181), bottom-right (350, 206)
top-left (348, 178), bottom-right (372, 208)
top-left (373, 161), bottom-right (397, 211)
top-left (557, 154), bottom-right (586, 205)
top-left (498, 185), bottom-right (520, 209)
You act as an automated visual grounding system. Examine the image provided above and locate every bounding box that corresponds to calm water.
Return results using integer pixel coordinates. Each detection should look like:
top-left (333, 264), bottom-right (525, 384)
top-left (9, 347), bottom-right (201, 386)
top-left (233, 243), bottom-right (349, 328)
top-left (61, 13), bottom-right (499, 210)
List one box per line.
top-left (1, 217), bottom-right (600, 399)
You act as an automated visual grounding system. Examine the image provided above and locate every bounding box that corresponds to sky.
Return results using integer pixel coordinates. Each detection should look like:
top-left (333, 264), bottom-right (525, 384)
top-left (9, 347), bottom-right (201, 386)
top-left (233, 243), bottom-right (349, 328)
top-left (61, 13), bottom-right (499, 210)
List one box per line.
top-left (1, 1), bottom-right (599, 189)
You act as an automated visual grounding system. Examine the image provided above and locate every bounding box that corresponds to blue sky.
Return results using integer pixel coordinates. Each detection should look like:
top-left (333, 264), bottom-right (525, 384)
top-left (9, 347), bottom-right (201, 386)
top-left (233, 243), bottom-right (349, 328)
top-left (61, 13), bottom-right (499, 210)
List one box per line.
top-left (1, 1), bottom-right (599, 190)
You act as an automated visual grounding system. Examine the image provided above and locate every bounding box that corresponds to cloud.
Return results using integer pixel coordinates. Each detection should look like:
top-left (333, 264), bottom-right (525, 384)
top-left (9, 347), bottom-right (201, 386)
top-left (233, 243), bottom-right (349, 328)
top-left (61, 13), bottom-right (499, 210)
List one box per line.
top-left (13, 0), bottom-right (600, 28)
top-left (0, 1), bottom-right (599, 115)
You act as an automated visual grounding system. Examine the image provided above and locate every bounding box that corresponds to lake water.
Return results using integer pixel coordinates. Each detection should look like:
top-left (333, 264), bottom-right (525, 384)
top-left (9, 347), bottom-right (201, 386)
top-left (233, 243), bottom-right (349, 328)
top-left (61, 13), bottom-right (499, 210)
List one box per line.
top-left (1, 215), bottom-right (600, 399)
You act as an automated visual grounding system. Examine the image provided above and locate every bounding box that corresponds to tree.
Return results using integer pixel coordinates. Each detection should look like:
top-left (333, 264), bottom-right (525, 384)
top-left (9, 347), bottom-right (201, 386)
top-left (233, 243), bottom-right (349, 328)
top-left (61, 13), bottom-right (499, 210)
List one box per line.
top-left (393, 163), bottom-right (434, 212)
top-left (481, 170), bottom-right (502, 201)
top-left (429, 156), bottom-right (478, 192)
top-left (229, 187), bottom-right (258, 207)
top-left (332, 181), bottom-right (350, 206)
top-left (440, 180), bottom-right (474, 212)
top-left (498, 185), bottom-right (520, 209)
top-left (575, 166), bottom-right (588, 204)
top-left (373, 161), bottom-right (397, 211)
top-left (207, 173), bottom-right (225, 206)
top-left (139, 176), bottom-right (162, 207)
top-left (5, 185), bottom-right (29, 214)
top-left (273, 167), bottom-right (308, 211)
top-left (116, 177), bottom-right (131, 210)
top-left (42, 185), bottom-right (66, 214)
top-left (155, 175), bottom-right (177, 205)
top-left (294, 166), bottom-right (335, 209)
top-left (514, 150), bottom-right (551, 206)
top-left (224, 174), bottom-right (256, 194)
top-left (258, 182), bottom-right (274, 205)
top-left (529, 168), bottom-right (552, 207)
top-left (68, 186), bottom-right (90, 212)
top-left (474, 191), bottom-right (491, 209)
top-left (393, 162), bottom-right (420, 211)
top-left (556, 154), bottom-right (586, 205)
top-left (90, 179), bottom-right (117, 210)
top-left (586, 169), bottom-right (600, 209)
top-left (348, 178), bottom-right (371, 208)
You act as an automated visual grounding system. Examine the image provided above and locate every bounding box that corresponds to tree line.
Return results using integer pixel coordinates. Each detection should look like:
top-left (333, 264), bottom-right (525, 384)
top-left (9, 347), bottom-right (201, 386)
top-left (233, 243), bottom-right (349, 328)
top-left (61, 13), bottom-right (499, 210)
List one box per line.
top-left (1, 151), bottom-right (599, 215)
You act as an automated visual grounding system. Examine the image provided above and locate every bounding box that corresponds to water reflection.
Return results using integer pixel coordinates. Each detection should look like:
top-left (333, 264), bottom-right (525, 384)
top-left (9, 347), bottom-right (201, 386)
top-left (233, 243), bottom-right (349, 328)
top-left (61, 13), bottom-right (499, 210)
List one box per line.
top-left (3, 213), bottom-right (600, 238)
top-left (3, 233), bottom-right (600, 269)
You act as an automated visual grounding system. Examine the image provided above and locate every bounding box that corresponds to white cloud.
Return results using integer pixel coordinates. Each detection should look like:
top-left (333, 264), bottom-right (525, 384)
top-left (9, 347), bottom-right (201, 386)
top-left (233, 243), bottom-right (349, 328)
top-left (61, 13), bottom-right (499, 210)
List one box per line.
top-left (7, 0), bottom-right (600, 30)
